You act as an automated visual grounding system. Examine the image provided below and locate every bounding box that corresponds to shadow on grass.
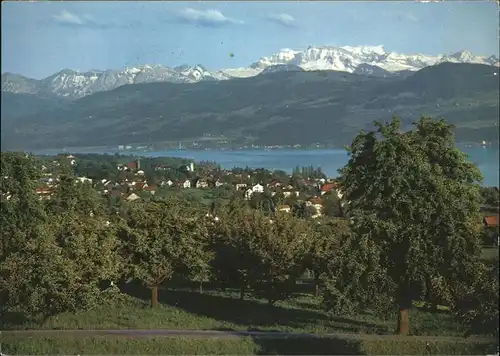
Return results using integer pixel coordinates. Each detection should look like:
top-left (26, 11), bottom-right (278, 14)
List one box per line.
top-left (252, 336), bottom-right (364, 355)
top-left (0, 311), bottom-right (35, 329)
top-left (291, 300), bottom-right (324, 312)
top-left (120, 281), bottom-right (387, 334)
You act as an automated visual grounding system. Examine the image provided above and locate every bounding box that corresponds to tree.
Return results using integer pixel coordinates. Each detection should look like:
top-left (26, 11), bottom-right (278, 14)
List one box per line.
top-left (247, 211), bottom-right (317, 305)
top-left (1, 153), bottom-right (120, 321)
top-left (212, 199), bottom-right (316, 305)
top-left (0, 214), bottom-right (119, 321)
top-left (118, 198), bottom-right (211, 308)
top-left (308, 219), bottom-right (352, 298)
top-left (209, 198), bottom-right (257, 299)
top-left (45, 164), bottom-right (106, 218)
top-left (292, 202), bottom-right (315, 219)
top-left (0, 152), bottom-right (47, 260)
top-left (333, 117), bottom-right (484, 335)
top-left (479, 186), bottom-right (499, 210)
top-left (322, 193), bottom-right (343, 218)
top-left (1, 222), bottom-right (81, 319)
top-left (452, 258), bottom-right (499, 339)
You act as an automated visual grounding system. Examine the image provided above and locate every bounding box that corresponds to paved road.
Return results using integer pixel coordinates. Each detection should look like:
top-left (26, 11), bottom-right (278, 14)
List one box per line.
top-left (1, 329), bottom-right (495, 343)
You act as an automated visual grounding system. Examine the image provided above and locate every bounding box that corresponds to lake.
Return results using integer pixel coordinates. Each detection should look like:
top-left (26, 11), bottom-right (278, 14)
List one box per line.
top-left (36, 145), bottom-right (499, 187)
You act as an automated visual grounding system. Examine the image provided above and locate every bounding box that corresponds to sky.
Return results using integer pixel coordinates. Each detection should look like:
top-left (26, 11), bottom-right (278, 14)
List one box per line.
top-left (2, 1), bottom-right (499, 79)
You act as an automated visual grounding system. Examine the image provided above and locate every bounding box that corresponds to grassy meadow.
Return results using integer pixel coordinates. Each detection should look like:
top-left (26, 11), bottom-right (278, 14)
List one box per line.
top-left (1, 280), bottom-right (498, 355)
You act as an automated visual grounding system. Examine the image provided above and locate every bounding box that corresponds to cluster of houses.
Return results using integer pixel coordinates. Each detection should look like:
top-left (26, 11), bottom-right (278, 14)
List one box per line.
top-left (109, 160), bottom-right (344, 218)
top-left (24, 157), bottom-right (346, 218)
top-left (10, 156), bottom-right (498, 230)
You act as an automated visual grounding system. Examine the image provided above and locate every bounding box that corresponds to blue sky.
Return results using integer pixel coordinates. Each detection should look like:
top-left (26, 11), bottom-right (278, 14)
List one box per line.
top-left (2, 1), bottom-right (499, 79)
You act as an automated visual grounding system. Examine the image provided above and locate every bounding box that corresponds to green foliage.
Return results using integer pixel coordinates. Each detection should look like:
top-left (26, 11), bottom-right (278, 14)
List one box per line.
top-left (1, 152), bottom-right (120, 320)
top-left (248, 212), bottom-right (318, 304)
top-left (292, 165), bottom-right (327, 179)
top-left (0, 216), bottom-right (119, 319)
top-left (479, 186), bottom-right (499, 209)
top-left (326, 116), bottom-right (485, 332)
top-left (321, 193), bottom-right (343, 217)
top-left (118, 198), bottom-right (212, 288)
top-left (211, 200), bottom-right (317, 304)
top-left (1, 148), bottom-right (496, 341)
top-left (451, 259), bottom-right (499, 338)
top-left (0, 152), bottom-right (47, 259)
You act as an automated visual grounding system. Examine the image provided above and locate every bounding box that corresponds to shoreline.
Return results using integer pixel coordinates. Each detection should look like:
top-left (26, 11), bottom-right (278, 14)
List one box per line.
top-left (18, 141), bottom-right (500, 156)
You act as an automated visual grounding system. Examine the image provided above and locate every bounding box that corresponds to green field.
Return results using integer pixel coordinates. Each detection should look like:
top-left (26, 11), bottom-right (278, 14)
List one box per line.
top-left (0, 286), bottom-right (467, 336)
top-left (2, 334), bottom-right (496, 355)
top-left (1, 282), bottom-right (498, 355)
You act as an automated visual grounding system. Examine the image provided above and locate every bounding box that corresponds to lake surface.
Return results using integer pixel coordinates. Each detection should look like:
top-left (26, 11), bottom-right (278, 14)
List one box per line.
top-left (36, 145), bottom-right (499, 187)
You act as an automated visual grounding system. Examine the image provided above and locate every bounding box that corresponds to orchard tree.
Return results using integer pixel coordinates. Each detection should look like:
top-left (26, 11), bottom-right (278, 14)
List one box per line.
top-left (212, 198), bottom-right (317, 305)
top-left (52, 210), bottom-right (120, 292)
top-left (248, 210), bottom-right (317, 305)
top-left (210, 198), bottom-right (259, 299)
top-left (119, 198), bottom-right (211, 308)
top-left (322, 193), bottom-right (343, 218)
top-left (0, 152), bottom-right (47, 260)
top-left (45, 158), bottom-right (107, 218)
top-left (308, 219), bottom-right (352, 298)
top-left (334, 117), bottom-right (484, 335)
top-left (1, 222), bottom-right (79, 319)
top-left (479, 186), bottom-right (499, 210)
top-left (0, 214), bottom-right (119, 320)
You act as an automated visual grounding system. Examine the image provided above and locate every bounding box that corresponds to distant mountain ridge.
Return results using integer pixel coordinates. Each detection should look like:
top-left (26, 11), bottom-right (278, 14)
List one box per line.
top-left (2, 45), bottom-right (499, 99)
top-left (2, 62), bottom-right (498, 151)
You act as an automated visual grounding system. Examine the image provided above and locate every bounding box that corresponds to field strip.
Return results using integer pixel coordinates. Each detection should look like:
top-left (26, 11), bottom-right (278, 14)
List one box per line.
top-left (1, 329), bottom-right (495, 343)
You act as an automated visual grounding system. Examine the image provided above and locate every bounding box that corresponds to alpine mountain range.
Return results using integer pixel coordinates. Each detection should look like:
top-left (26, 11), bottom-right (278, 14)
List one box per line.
top-left (2, 45), bottom-right (499, 99)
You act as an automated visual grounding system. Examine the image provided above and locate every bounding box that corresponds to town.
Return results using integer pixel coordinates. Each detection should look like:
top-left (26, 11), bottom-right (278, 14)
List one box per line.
top-left (9, 151), bottom-right (498, 246)
top-left (28, 153), bottom-right (349, 220)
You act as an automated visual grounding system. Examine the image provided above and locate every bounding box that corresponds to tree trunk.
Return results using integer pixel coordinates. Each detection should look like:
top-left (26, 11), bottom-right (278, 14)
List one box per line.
top-left (313, 270), bottom-right (320, 297)
top-left (151, 285), bottom-right (159, 308)
top-left (199, 281), bottom-right (203, 294)
top-left (240, 283), bottom-right (245, 300)
top-left (397, 308), bottom-right (409, 335)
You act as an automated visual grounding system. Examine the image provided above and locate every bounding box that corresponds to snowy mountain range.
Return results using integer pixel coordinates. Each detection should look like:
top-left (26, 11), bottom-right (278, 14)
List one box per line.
top-left (2, 45), bottom-right (499, 99)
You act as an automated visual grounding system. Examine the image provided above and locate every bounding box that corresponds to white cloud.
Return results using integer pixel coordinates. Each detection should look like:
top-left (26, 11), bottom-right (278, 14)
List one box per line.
top-left (267, 13), bottom-right (297, 28)
top-left (52, 10), bottom-right (128, 29)
top-left (53, 10), bottom-right (84, 26)
top-left (177, 8), bottom-right (243, 27)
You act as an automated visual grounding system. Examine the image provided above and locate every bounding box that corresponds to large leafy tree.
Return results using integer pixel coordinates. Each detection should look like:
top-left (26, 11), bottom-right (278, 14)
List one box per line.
top-left (119, 198), bottom-right (211, 307)
top-left (247, 210), bottom-right (317, 305)
top-left (1, 222), bottom-right (80, 319)
top-left (321, 193), bottom-right (343, 218)
top-left (209, 198), bottom-right (258, 299)
top-left (452, 258), bottom-right (499, 338)
top-left (479, 186), bottom-right (499, 210)
top-left (308, 219), bottom-right (352, 298)
top-left (45, 157), bottom-right (106, 217)
top-left (0, 152), bottom-right (47, 260)
top-left (212, 198), bottom-right (316, 304)
top-left (0, 214), bottom-right (119, 321)
top-left (1, 152), bottom-right (120, 321)
top-left (333, 116), bottom-right (484, 335)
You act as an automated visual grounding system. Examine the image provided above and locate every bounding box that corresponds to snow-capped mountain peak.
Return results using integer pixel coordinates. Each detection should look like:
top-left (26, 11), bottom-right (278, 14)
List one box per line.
top-left (339, 45), bottom-right (387, 56)
top-left (2, 45), bottom-right (498, 99)
top-left (250, 46), bottom-right (498, 74)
